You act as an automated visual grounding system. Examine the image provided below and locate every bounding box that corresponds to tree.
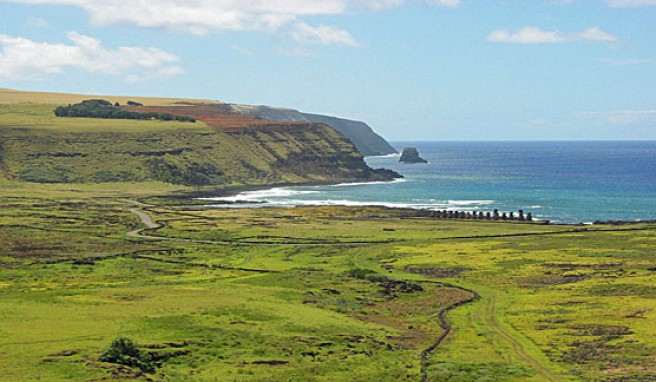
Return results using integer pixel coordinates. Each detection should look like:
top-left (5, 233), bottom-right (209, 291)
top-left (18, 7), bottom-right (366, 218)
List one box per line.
top-left (100, 337), bottom-right (155, 373)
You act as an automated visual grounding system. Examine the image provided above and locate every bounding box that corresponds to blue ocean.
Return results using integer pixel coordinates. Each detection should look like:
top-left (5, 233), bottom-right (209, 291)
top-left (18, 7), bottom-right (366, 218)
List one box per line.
top-left (205, 141), bottom-right (656, 224)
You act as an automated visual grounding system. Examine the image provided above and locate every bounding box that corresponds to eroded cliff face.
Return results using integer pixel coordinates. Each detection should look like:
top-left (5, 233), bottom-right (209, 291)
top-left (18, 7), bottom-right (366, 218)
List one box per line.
top-left (0, 102), bottom-right (397, 187)
top-left (229, 105), bottom-right (397, 157)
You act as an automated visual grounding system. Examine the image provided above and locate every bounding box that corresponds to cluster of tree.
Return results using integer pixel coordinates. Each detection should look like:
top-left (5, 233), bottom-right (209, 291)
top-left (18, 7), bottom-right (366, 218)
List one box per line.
top-left (53, 99), bottom-right (196, 123)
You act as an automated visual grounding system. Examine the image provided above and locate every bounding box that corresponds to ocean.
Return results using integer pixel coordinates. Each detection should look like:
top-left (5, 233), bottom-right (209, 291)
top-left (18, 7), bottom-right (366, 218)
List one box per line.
top-left (203, 141), bottom-right (656, 224)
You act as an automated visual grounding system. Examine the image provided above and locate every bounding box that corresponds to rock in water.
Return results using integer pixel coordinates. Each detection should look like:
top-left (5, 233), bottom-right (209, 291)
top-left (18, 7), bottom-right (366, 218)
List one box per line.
top-left (399, 147), bottom-right (427, 164)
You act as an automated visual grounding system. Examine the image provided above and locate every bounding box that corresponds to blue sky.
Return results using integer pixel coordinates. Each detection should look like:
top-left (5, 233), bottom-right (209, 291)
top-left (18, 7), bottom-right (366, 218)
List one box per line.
top-left (1, 0), bottom-right (655, 140)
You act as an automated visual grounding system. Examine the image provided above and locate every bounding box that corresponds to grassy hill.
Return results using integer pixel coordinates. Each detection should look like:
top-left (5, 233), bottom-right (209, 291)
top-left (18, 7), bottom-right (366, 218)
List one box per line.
top-left (0, 89), bottom-right (397, 188)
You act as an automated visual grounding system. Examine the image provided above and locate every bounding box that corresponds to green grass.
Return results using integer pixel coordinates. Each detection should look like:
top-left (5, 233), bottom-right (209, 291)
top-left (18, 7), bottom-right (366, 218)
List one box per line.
top-left (0, 185), bottom-right (654, 381)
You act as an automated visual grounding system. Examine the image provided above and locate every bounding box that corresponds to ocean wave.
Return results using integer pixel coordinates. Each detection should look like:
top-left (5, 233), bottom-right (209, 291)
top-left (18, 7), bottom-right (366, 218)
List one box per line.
top-left (200, 187), bottom-right (319, 203)
top-left (204, 195), bottom-right (497, 211)
top-left (265, 199), bottom-right (440, 209)
top-left (447, 200), bottom-right (494, 206)
top-left (329, 178), bottom-right (407, 187)
top-left (366, 153), bottom-right (401, 159)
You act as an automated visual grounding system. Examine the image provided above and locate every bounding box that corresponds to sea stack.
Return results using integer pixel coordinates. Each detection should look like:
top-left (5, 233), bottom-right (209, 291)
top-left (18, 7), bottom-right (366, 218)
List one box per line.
top-left (399, 147), bottom-right (428, 164)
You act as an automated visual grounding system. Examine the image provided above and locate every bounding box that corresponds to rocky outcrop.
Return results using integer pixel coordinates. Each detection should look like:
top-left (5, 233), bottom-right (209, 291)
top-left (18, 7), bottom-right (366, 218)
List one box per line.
top-left (229, 105), bottom-right (397, 157)
top-left (399, 147), bottom-right (427, 164)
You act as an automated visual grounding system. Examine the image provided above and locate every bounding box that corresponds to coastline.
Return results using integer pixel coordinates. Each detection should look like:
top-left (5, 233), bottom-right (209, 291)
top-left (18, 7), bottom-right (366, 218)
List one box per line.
top-left (181, 141), bottom-right (656, 225)
top-left (190, 181), bottom-right (655, 227)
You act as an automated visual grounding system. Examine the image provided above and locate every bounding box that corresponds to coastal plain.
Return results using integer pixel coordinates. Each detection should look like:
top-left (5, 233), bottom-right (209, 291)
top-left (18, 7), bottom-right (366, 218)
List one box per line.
top-left (1, 89), bottom-right (655, 381)
top-left (1, 180), bottom-right (655, 381)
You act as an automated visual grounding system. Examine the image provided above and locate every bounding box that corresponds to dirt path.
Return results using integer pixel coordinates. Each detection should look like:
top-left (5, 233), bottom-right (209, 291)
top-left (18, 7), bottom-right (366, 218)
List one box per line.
top-left (473, 289), bottom-right (561, 382)
top-left (420, 284), bottom-right (480, 382)
top-left (418, 282), bottom-right (562, 382)
top-left (126, 208), bottom-right (161, 236)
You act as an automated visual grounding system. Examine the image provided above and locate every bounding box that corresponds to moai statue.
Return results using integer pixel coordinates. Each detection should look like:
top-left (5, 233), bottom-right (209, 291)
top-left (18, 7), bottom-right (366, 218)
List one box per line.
top-left (448, 211), bottom-right (454, 219)
top-left (486, 212), bottom-right (492, 220)
top-left (493, 209), bottom-right (500, 220)
top-left (518, 210), bottom-right (525, 221)
top-left (509, 211), bottom-right (515, 220)
top-left (501, 212), bottom-right (507, 220)
top-left (526, 212), bottom-right (533, 222)
top-left (472, 211), bottom-right (478, 219)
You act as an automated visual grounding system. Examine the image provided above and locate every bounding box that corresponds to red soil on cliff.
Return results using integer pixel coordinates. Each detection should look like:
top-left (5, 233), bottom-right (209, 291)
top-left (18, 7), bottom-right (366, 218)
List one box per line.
top-left (123, 104), bottom-right (308, 130)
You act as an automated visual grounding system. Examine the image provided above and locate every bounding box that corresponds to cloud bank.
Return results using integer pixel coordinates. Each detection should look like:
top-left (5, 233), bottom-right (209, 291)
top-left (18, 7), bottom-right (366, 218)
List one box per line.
top-left (6, 0), bottom-right (460, 45)
top-left (0, 32), bottom-right (183, 81)
top-left (606, 0), bottom-right (656, 7)
top-left (487, 27), bottom-right (618, 44)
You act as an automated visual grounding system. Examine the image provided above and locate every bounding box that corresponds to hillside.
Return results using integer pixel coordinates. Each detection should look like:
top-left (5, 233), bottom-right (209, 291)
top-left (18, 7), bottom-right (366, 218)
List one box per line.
top-left (230, 104), bottom-right (398, 156)
top-left (0, 89), bottom-right (399, 187)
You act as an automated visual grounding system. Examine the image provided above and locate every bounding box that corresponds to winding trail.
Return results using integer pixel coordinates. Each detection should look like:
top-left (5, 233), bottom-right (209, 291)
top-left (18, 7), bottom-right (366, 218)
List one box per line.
top-left (418, 282), bottom-right (562, 382)
top-left (420, 283), bottom-right (480, 382)
top-left (126, 208), bottom-right (161, 236)
top-left (471, 288), bottom-right (561, 382)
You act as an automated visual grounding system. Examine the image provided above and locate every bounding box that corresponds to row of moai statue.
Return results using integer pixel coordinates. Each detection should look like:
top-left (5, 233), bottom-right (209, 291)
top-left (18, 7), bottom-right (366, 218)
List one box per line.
top-left (430, 209), bottom-right (533, 221)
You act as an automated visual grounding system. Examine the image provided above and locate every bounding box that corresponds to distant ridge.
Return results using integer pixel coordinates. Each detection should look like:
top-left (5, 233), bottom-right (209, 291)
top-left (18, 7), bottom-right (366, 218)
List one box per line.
top-left (229, 104), bottom-right (397, 157)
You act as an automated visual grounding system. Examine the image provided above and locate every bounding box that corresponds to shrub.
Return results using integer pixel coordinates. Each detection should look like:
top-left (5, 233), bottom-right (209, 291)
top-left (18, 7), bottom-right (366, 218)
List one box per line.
top-left (18, 166), bottom-right (69, 183)
top-left (92, 170), bottom-right (135, 183)
top-left (100, 337), bottom-right (155, 373)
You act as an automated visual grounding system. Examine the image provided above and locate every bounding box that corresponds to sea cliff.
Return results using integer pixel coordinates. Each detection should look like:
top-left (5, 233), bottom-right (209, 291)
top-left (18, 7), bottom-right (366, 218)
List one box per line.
top-left (0, 89), bottom-right (399, 187)
top-left (229, 104), bottom-right (397, 156)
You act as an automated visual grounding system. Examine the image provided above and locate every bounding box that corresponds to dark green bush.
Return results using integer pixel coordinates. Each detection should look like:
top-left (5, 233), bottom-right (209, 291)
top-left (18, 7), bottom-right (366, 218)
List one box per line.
top-left (345, 268), bottom-right (377, 279)
top-left (91, 170), bottom-right (135, 183)
top-left (100, 337), bottom-right (154, 373)
top-left (18, 166), bottom-right (69, 183)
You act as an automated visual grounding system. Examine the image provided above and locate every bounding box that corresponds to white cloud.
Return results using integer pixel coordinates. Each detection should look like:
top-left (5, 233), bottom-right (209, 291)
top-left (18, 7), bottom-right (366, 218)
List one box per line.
top-left (488, 26), bottom-right (618, 44)
top-left (6, 0), bottom-right (461, 46)
top-left (606, 0), bottom-right (656, 7)
top-left (424, 0), bottom-right (461, 7)
top-left (289, 22), bottom-right (358, 46)
top-left (0, 32), bottom-right (183, 81)
top-left (583, 110), bottom-right (656, 125)
top-left (576, 27), bottom-right (617, 42)
top-left (488, 27), bottom-right (564, 44)
top-left (598, 57), bottom-right (651, 65)
top-left (25, 17), bottom-right (50, 28)
top-left (352, 0), bottom-right (405, 10)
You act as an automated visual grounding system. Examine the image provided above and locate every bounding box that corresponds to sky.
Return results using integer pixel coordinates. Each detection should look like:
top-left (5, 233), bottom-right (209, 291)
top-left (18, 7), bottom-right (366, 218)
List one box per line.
top-left (0, 0), bottom-right (655, 141)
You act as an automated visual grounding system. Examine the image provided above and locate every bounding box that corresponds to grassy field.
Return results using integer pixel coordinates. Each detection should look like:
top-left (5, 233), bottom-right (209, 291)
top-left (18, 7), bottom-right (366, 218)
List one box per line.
top-left (0, 103), bottom-right (209, 132)
top-left (1, 182), bottom-right (654, 381)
